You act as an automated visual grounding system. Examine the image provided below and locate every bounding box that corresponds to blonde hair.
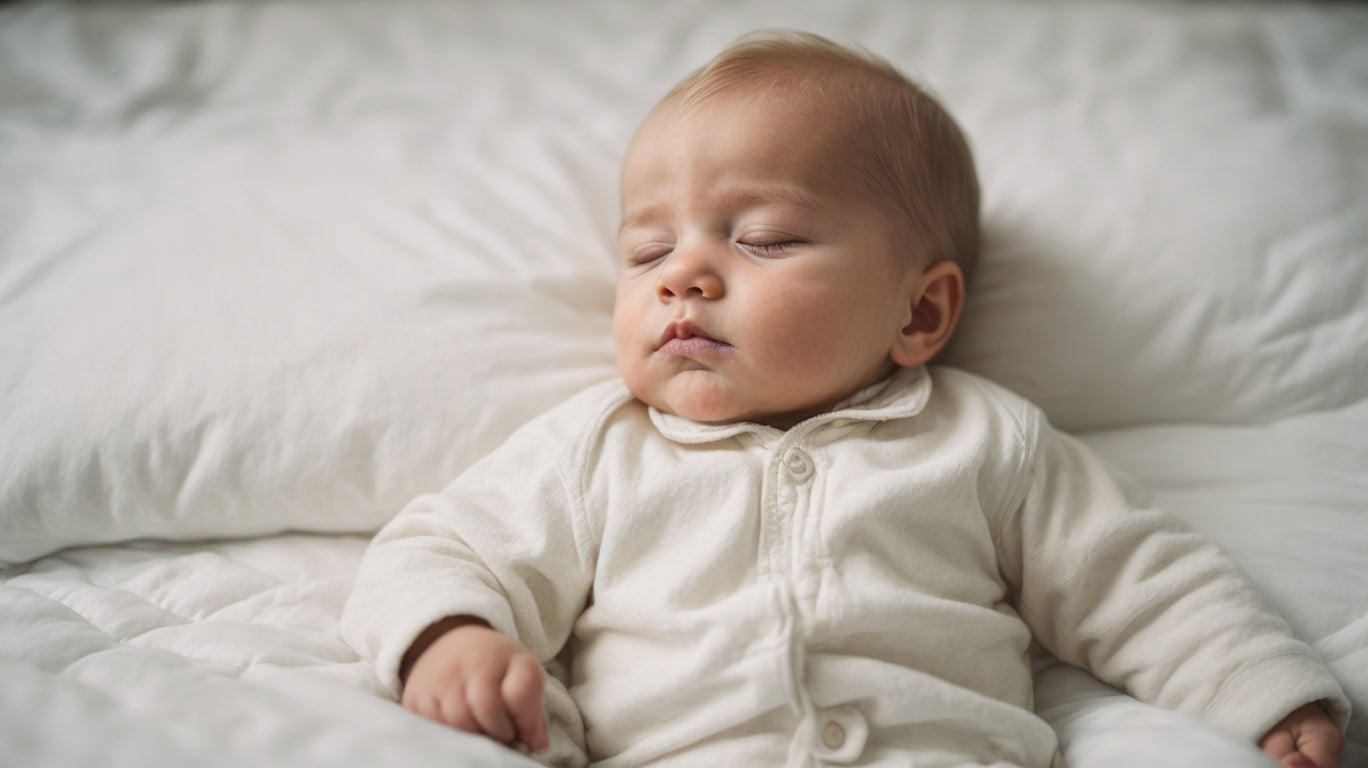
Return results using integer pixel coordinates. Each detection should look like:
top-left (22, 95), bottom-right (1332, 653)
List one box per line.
top-left (659, 30), bottom-right (980, 277)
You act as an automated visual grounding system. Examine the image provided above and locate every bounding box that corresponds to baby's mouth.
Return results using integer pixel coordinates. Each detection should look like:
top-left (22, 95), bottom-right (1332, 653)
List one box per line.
top-left (657, 320), bottom-right (732, 356)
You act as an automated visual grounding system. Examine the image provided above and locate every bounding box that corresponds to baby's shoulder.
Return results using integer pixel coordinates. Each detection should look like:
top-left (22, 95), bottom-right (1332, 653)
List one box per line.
top-left (523, 378), bottom-right (639, 443)
top-left (509, 377), bottom-right (658, 471)
top-left (925, 366), bottom-right (1045, 442)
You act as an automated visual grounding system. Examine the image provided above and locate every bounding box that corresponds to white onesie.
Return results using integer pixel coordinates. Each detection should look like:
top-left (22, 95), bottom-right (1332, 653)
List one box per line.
top-left (342, 366), bottom-right (1348, 768)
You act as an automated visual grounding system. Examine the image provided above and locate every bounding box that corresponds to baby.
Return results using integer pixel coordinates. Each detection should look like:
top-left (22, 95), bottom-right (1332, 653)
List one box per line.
top-left (342, 31), bottom-right (1349, 768)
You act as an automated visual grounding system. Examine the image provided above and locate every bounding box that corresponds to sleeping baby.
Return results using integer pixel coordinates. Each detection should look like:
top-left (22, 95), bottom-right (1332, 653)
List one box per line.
top-left (341, 30), bottom-right (1349, 768)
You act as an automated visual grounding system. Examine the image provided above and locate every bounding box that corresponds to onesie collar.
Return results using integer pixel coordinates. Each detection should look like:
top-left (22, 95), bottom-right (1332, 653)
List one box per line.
top-left (648, 366), bottom-right (933, 445)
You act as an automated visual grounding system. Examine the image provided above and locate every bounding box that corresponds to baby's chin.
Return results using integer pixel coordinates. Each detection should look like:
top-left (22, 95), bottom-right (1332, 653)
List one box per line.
top-left (636, 389), bottom-right (820, 430)
top-left (622, 369), bottom-right (834, 428)
top-left (626, 381), bottom-right (746, 425)
top-left (643, 397), bottom-right (744, 425)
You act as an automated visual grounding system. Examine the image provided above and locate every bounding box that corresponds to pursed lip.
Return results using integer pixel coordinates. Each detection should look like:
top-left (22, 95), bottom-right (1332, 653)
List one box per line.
top-left (656, 319), bottom-right (732, 355)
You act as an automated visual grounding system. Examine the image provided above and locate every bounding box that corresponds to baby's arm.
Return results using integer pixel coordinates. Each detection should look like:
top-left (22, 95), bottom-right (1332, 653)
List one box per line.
top-left (1259, 702), bottom-right (1346, 768)
top-left (994, 411), bottom-right (1350, 747)
top-left (400, 615), bottom-right (549, 752)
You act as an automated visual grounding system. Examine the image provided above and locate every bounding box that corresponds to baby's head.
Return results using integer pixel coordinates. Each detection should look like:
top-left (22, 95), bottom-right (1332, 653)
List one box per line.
top-left (614, 30), bottom-right (979, 428)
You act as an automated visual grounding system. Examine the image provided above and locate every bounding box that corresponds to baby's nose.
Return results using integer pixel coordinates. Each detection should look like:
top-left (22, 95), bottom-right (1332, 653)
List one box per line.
top-left (657, 244), bottom-right (724, 300)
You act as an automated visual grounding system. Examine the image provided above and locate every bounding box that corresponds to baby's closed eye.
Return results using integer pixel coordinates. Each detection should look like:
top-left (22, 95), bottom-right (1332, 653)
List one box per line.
top-left (737, 237), bottom-right (805, 257)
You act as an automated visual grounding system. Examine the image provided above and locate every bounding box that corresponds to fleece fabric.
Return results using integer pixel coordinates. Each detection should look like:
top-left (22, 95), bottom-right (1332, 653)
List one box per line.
top-left (342, 366), bottom-right (1348, 768)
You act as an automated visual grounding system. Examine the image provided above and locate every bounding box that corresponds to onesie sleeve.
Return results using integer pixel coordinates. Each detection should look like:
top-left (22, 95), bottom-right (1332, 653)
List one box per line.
top-left (340, 408), bottom-right (599, 699)
top-left (992, 410), bottom-right (1350, 743)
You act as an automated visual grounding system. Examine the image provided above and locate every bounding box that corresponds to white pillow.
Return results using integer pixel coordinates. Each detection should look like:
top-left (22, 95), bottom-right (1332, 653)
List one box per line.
top-left (0, 111), bottom-right (622, 565)
top-left (3, 1), bottom-right (1366, 564)
top-left (922, 6), bottom-right (1368, 430)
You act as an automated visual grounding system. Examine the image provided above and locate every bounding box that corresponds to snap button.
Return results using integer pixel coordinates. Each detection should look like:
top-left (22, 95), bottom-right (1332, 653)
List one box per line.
top-left (810, 705), bottom-right (868, 763)
top-left (783, 447), bottom-right (813, 481)
top-left (821, 720), bottom-right (846, 749)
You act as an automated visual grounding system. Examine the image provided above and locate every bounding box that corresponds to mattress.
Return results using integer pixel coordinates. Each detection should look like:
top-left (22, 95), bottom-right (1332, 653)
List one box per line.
top-left (1, 1), bottom-right (1365, 766)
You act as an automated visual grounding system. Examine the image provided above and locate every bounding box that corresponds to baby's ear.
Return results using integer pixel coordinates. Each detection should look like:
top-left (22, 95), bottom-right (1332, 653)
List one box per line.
top-left (890, 260), bottom-right (965, 368)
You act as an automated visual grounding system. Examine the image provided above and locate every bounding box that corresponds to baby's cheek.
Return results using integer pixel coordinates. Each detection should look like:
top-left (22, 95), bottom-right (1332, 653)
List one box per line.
top-left (617, 359), bottom-right (654, 405)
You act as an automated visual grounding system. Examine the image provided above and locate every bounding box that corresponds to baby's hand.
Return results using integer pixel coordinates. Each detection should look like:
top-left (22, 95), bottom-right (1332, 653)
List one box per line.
top-left (400, 617), bottom-right (549, 752)
top-left (1259, 702), bottom-right (1345, 768)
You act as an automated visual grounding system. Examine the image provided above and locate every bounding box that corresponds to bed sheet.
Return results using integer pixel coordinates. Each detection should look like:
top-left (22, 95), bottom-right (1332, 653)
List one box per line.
top-left (1, 0), bottom-right (1365, 766)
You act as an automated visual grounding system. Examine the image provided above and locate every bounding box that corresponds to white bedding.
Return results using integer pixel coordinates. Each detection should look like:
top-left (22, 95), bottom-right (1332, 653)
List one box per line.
top-left (1, 1), bottom-right (1364, 766)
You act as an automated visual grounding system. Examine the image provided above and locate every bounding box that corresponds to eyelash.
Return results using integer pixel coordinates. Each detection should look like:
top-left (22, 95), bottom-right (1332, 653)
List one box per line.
top-left (625, 238), bottom-right (804, 266)
top-left (740, 239), bottom-right (801, 257)
top-left (628, 245), bottom-right (671, 265)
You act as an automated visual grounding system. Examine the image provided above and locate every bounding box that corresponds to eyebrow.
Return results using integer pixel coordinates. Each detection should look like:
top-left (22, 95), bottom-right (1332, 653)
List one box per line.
top-left (619, 183), bottom-right (825, 233)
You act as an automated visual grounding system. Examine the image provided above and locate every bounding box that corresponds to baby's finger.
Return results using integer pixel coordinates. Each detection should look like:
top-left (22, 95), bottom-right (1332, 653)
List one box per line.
top-left (1261, 729), bottom-right (1296, 761)
top-left (1295, 735), bottom-right (1344, 768)
top-left (402, 687), bottom-right (437, 722)
top-left (467, 673), bottom-right (518, 744)
top-left (436, 687), bottom-right (479, 734)
top-left (503, 656), bottom-right (548, 751)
